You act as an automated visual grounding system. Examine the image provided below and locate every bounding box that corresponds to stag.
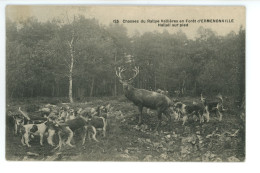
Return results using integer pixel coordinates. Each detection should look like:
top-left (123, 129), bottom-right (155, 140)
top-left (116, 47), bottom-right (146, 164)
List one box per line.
top-left (116, 67), bottom-right (172, 131)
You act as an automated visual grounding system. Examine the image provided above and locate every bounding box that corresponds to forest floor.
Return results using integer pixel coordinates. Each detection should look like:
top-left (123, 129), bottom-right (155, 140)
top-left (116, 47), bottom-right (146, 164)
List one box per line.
top-left (5, 96), bottom-right (245, 162)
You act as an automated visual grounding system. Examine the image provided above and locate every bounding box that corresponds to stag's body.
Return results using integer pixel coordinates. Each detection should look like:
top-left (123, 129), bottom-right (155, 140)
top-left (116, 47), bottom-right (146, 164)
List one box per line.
top-left (125, 87), bottom-right (171, 110)
top-left (116, 67), bottom-right (172, 131)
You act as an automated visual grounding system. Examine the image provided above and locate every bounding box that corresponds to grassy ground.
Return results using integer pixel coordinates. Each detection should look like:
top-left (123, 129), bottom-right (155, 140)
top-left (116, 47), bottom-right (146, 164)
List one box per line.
top-left (5, 96), bottom-right (245, 161)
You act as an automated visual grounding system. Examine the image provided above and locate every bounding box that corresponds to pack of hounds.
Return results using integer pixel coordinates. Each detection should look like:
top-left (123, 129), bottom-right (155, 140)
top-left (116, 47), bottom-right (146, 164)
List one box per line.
top-left (10, 104), bottom-right (110, 150)
top-left (10, 93), bottom-right (226, 150)
top-left (170, 93), bottom-right (225, 126)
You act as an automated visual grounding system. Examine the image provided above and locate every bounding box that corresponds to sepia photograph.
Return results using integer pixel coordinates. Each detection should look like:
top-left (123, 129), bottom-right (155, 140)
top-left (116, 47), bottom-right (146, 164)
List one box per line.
top-left (5, 5), bottom-right (245, 161)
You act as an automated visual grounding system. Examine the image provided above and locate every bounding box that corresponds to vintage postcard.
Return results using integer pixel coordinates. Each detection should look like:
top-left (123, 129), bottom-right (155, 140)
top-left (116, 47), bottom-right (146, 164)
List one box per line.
top-left (6, 6), bottom-right (245, 161)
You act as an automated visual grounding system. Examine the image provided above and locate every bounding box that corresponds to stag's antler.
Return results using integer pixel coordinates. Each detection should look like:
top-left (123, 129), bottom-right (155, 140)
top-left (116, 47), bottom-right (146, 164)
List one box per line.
top-left (116, 67), bottom-right (126, 81)
top-left (128, 66), bottom-right (139, 82)
top-left (116, 66), bottom-right (139, 83)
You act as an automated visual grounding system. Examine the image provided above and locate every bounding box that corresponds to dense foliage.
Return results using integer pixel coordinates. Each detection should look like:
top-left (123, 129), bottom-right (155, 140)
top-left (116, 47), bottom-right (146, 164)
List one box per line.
top-left (6, 16), bottom-right (245, 101)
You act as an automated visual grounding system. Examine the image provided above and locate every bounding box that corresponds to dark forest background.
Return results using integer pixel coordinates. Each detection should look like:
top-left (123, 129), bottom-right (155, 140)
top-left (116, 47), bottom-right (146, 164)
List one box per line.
top-left (6, 16), bottom-right (245, 102)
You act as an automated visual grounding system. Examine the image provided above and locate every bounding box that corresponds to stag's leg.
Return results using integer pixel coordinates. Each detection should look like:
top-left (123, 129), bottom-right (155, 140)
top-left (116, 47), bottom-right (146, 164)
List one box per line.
top-left (164, 109), bottom-right (172, 122)
top-left (155, 108), bottom-right (163, 132)
top-left (164, 109), bottom-right (173, 131)
top-left (138, 106), bottom-right (143, 125)
top-left (155, 114), bottom-right (162, 132)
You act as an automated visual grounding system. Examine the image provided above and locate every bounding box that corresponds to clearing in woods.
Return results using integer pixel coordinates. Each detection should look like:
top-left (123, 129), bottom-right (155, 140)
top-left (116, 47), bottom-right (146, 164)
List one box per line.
top-left (6, 96), bottom-right (245, 161)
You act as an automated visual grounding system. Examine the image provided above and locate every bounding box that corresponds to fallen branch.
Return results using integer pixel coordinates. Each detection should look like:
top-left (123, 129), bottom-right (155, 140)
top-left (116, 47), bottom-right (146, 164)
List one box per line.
top-left (95, 145), bottom-right (105, 153)
top-left (226, 129), bottom-right (239, 137)
top-left (27, 152), bottom-right (39, 157)
top-left (207, 129), bottom-right (240, 138)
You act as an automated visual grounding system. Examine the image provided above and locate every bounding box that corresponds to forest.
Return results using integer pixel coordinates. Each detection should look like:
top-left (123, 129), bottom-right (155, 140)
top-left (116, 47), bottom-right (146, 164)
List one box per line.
top-left (6, 16), bottom-right (245, 102)
top-left (6, 15), bottom-right (246, 162)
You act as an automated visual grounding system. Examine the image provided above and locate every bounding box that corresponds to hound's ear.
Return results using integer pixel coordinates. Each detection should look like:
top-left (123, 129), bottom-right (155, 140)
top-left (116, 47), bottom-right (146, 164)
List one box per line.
top-left (30, 125), bottom-right (38, 133)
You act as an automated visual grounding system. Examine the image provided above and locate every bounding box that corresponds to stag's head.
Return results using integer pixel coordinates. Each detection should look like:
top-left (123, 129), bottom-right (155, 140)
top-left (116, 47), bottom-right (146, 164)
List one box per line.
top-left (116, 66), bottom-right (139, 90)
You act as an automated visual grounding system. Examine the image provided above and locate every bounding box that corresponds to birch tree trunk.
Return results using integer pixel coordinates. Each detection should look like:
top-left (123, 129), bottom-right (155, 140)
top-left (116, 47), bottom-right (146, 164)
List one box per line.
top-left (114, 53), bottom-right (117, 96)
top-left (68, 31), bottom-right (75, 103)
top-left (69, 73), bottom-right (73, 103)
top-left (68, 46), bottom-right (74, 103)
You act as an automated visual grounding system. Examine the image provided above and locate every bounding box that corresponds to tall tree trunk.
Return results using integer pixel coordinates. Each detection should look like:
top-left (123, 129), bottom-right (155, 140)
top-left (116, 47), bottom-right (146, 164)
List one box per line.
top-left (68, 31), bottom-right (75, 103)
top-left (57, 84), bottom-right (60, 97)
top-left (77, 87), bottom-right (85, 100)
top-left (40, 83), bottom-right (43, 97)
top-left (114, 53), bottom-right (117, 96)
top-left (52, 85), bottom-right (55, 97)
top-left (182, 79), bottom-right (186, 95)
top-left (90, 77), bottom-right (95, 97)
top-left (31, 88), bottom-right (34, 97)
top-left (10, 83), bottom-right (17, 98)
top-left (69, 70), bottom-right (73, 103)
top-left (194, 81), bottom-right (197, 95)
top-left (154, 74), bottom-right (157, 90)
top-left (10, 87), bottom-right (15, 98)
top-left (114, 71), bottom-right (117, 96)
top-left (21, 87), bottom-right (24, 97)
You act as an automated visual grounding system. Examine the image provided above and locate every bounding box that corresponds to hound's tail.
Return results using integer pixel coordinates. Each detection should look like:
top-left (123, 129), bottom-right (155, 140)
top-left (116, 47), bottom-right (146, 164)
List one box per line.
top-left (18, 107), bottom-right (31, 120)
